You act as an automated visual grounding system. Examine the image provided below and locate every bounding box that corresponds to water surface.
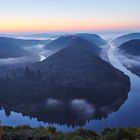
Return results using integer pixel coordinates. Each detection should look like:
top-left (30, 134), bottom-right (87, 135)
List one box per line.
top-left (0, 42), bottom-right (140, 132)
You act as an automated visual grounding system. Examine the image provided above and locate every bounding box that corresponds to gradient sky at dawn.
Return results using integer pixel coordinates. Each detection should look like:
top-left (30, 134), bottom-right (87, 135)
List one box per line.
top-left (0, 0), bottom-right (140, 32)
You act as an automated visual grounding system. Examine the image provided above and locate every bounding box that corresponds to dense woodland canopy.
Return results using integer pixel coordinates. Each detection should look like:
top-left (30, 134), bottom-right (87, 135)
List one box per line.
top-left (0, 35), bottom-right (130, 126)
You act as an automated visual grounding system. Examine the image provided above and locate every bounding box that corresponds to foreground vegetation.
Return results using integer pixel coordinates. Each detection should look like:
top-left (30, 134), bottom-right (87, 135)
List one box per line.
top-left (0, 125), bottom-right (140, 140)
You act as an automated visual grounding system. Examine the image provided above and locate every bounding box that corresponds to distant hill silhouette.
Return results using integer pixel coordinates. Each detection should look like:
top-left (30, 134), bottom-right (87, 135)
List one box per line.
top-left (1, 37), bottom-right (51, 48)
top-left (113, 33), bottom-right (140, 46)
top-left (117, 39), bottom-right (140, 77)
top-left (44, 34), bottom-right (106, 54)
top-left (76, 33), bottom-right (107, 46)
top-left (45, 36), bottom-right (98, 52)
top-left (25, 33), bottom-right (62, 39)
top-left (0, 37), bottom-right (29, 58)
top-left (119, 39), bottom-right (140, 56)
top-left (0, 36), bottom-right (51, 59)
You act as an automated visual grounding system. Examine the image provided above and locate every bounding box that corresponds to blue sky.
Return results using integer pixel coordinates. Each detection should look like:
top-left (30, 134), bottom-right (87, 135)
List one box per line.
top-left (0, 0), bottom-right (140, 32)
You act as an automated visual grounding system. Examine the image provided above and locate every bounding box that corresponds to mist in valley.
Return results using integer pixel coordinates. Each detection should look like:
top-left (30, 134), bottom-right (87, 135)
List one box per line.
top-left (0, 31), bottom-right (139, 132)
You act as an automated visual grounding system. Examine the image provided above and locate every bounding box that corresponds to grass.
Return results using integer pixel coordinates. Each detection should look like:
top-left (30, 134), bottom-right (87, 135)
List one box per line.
top-left (0, 125), bottom-right (140, 140)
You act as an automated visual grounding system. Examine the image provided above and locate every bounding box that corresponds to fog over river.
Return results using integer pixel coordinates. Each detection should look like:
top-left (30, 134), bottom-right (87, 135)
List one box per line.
top-left (0, 35), bottom-right (140, 132)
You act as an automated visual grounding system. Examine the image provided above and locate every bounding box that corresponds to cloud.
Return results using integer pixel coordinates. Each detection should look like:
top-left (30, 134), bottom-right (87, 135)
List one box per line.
top-left (14, 37), bottom-right (56, 40)
top-left (0, 44), bottom-right (51, 65)
top-left (0, 56), bottom-right (39, 65)
top-left (117, 51), bottom-right (140, 68)
top-left (24, 44), bottom-right (54, 61)
top-left (46, 98), bottom-right (64, 107)
top-left (70, 99), bottom-right (95, 115)
top-left (99, 44), bottom-right (110, 63)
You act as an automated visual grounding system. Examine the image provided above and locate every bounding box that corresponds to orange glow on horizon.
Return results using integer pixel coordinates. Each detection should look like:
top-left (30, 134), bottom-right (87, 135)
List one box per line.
top-left (0, 18), bottom-right (139, 33)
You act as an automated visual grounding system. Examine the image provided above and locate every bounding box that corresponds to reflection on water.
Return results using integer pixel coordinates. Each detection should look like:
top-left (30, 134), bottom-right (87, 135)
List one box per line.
top-left (0, 92), bottom-right (128, 129)
top-left (0, 42), bottom-right (139, 132)
top-left (83, 43), bottom-right (140, 132)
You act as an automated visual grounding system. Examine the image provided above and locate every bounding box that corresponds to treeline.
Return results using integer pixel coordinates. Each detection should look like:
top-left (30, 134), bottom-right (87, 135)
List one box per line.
top-left (0, 125), bottom-right (140, 140)
top-left (0, 66), bottom-right (45, 104)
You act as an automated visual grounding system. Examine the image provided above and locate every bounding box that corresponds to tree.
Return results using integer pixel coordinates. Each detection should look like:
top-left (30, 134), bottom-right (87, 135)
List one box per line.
top-left (36, 70), bottom-right (42, 81)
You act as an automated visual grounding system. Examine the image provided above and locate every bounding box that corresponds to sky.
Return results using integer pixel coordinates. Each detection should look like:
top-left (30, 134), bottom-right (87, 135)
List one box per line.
top-left (0, 0), bottom-right (140, 33)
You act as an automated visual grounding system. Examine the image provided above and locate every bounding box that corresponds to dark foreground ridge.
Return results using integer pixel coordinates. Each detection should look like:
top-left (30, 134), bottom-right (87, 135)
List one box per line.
top-left (0, 37), bottom-right (130, 126)
top-left (0, 125), bottom-right (140, 140)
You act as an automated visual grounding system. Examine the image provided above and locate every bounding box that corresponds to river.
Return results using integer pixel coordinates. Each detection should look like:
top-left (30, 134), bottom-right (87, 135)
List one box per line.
top-left (0, 42), bottom-right (140, 132)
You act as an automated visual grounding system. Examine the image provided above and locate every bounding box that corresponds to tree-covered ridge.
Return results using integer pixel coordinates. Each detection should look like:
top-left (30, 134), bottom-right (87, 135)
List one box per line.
top-left (44, 34), bottom-right (106, 53)
top-left (117, 39), bottom-right (140, 77)
top-left (119, 39), bottom-right (140, 56)
top-left (0, 37), bottom-right (130, 126)
top-left (0, 37), bottom-right (51, 59)
top-left (0, 37), bottom-right (29, 58)
top-left (112, 33), bottom-right (140, 46)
